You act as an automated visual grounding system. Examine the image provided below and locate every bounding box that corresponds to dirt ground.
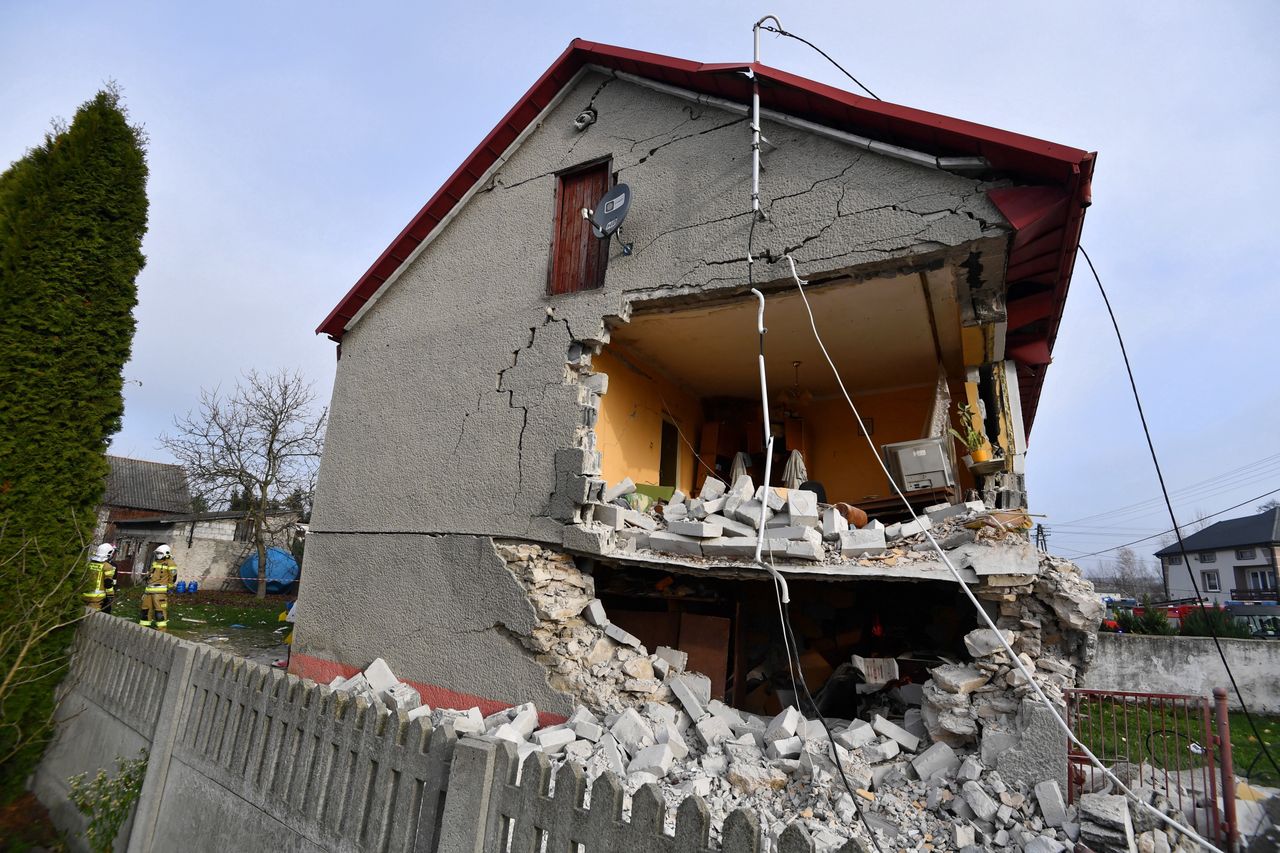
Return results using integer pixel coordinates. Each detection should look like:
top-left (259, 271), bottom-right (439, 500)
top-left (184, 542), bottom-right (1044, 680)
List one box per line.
top-left (0, 792), bottom-right (64, 852)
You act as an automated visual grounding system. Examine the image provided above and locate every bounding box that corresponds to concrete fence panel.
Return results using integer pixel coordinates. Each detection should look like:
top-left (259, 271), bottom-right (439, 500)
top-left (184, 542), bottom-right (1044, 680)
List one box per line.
top-left (1084, 633), bottom-right (1280, 713)
top-left (38, 613), bottom-right (866, 853)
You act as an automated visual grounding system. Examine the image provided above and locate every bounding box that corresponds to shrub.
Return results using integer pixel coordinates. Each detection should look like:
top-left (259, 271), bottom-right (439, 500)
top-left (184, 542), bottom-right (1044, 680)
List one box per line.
top-left (1180, 606), bottom-right (1253, 639)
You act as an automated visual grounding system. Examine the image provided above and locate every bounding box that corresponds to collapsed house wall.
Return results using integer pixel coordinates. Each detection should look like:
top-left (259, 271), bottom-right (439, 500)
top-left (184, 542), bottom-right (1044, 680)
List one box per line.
top-left (300, 69), bottom-right (1011, 694)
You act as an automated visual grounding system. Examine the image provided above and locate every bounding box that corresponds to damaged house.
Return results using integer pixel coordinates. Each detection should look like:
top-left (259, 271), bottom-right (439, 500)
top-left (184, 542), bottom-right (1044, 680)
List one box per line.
top-left (296, 40), bottom-right (1111, 845)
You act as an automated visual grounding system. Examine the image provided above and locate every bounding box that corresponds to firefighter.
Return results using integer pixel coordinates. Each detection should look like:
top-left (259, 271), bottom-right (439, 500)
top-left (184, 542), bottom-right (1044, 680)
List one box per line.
top-left (83, 543), bottom-right (116, 611)
top-left (140, 545), bottom-right (179, 631)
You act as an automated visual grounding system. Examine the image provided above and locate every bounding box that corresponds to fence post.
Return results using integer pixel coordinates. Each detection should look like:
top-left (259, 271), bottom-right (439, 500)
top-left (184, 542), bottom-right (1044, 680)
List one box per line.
top-left (1213, 687), bottom-right (1237, 852)
top-left (436, 738), bottom-right (498, 853)
top-left (127, 641), bottom-right (194, 853)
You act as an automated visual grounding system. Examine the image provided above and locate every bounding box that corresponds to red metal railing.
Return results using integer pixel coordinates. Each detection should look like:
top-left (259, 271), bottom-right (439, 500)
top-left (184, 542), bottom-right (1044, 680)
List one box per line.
top-left (1064, 687), bottom-right (1237, 849)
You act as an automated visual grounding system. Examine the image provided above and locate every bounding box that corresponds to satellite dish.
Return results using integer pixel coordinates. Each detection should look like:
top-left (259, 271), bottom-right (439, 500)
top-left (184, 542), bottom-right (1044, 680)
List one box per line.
top-left (589, 183), bottom-right (631, 239)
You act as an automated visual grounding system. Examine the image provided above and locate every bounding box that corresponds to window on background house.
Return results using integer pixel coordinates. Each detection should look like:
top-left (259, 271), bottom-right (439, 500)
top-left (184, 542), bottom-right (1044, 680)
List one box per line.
top-left (548, 160), bottom-right (611, 295)
top-left (1198, 552), bottom-right (1217, 563)
top-left (1248, 569), bottom-right (1276, 591)
top-left (1201, 570), bottom-right (1220, 592)
top-left (1236, 548), bottom-right (1256, 560)
top-left (1168, 554), bottom-right (1183, 565)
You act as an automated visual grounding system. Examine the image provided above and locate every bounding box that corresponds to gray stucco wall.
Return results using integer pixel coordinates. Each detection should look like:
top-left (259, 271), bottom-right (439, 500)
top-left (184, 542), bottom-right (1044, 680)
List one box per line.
top-left (300, 69), bottom-right (1010, 704)
top-left (1084, 632), bottom-right (1280, 712)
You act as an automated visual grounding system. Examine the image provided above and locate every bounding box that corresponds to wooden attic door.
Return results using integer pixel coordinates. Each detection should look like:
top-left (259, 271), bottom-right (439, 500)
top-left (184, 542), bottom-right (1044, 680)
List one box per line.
top-left (548, 161), bottom-right (611, 295)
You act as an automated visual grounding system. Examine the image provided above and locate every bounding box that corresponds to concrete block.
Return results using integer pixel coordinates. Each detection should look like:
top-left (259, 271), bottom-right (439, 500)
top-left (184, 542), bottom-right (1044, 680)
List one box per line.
top-left (728, 474), bottom-right (754, 499)
top-left (669, 489), bottom-right (686, 506)
top-left (383, 682), bottom-right (422, 712)
top-left (873, 714), bottom-right (921, 752)
top-left (667, 520), bottom-right (723, 539)
top-left (962, 780), bottom-right (999, 821)
top-left (1034, 779), bottom-right (1067, 827)
top-left (509, 704), bottom-right (539, 737)
top-left (702, 514), bottom-right (759, 537)
top-left (787, 489), bottom-right (820, 527)
top-left (925, 502), bottom-right (972, 522)
top-left (897, 515), bottom-right (933, 538)
top-left (865, 518), bottom-right (884, 530)
top-left (622, 509), bottom-right (658, 531)
top-left (656, 721), bottom-right (689, 759)
top-left (363, 658), bottom-right (399, 696)
top-left (754, 486), bottom-right (786, 512)
top-left (834, 719), bottom-right (875, 750)
top-left (602, 477), bottom-right (636, 503)
top-left (655, 646), bottom-right (687, 672)
top-left (840, 528), bottom-right (887, 557)
top-left (407, 704), bottom-right (433, 723)
top-left (686, 498), bottom-right (706, 519)
top-left (609, 708), bottom-right (655, 754)
top-left (492, 723), bottom-right (526, 743)
top-left (701, 496), bottom-right (727, 515)
top-left (573, 720), bottom-right (603, 742)
top-left (862, 738), bottom-right (900, 764)
top-left (646, 531), bottom-right (703, 557)
top-left (911, 741), bottom-right (959, 780)
top-left (699, 476), bottom-right (727, 500)
top-left (701, 537), bottom-right (787, 559)
top-left (882, 523), bottom-right (902, 540)
top-left (706, 700), bottom-right (742, 726)
top-left (613, 529), bottom-right (649, 552)
top-left (786, 533), bottom-right (824, 562)
top-left (583, 598), bottom-right (608, 627)
top-left (663, 502), bottom-right (688, 522)
top-left (562, 524), bottom-right (609, 554)
top-left (958, 755), bottom-right (982, 781)
top-left (669, 676), bottom-right (707, 721)
top-left (533, 726), bottom-right (576, 753)
top-left (765, 706), bottom-right (801, 741)
top-left (732, 499), bottom-right (772, 528)
top-left (598, 737), bottom-right (626, 776)
top-left (695, 714), bottom-right (734, 747)
top-left (592, 502), bottom-right (624, 529)
top-left (766, 736), bottom-right (802, 759)
top-left (627, 742), bottom-right (675, 777)
top-left (604, 622), bottom-right (642, 649)
top-left (766, 525), bottom-right (812, 540)
top-left (822, 506), bottom-right (849, 541)
top-left (563, 740), bottom-right (594, 763)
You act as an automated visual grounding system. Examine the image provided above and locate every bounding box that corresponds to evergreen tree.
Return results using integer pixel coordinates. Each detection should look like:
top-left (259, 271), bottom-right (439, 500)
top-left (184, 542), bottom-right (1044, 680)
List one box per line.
top-left (0, 87), bottom-right (147, 800)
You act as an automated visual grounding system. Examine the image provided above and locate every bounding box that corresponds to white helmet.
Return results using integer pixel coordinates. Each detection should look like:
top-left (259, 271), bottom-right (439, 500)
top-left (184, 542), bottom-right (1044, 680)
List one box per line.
top-left (93, 543), bottom-right (115, 562)
top-left (154, 545), bottom-right (172, 559)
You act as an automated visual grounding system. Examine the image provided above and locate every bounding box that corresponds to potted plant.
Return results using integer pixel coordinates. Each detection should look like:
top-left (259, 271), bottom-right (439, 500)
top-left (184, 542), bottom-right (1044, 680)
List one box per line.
top-left (950, 403), bottom-right (993, 463)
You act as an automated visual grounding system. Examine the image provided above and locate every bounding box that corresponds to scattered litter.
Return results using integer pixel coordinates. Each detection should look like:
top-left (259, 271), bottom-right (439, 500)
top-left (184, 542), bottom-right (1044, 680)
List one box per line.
top-left (180, 617), bottom-right (208, 624)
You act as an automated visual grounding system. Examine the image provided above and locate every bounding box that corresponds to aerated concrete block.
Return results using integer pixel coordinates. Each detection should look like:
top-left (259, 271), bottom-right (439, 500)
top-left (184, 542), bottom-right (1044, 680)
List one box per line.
top-left (669, 489), bottom-right (686, 506)
top-left (647, 531), bottom-right (704, 557)
top-left (1035, 779), bottom-right (1067, 827)
top-left (583, 598), bottom-right (608, 627)
top-left (911, 741), bottom-right (959, 780)
top-left (732, 499), bottom-right (772, 529)
top-left (765, 706), bottom-right (801, 741)
top-left (896, 516), bottom-right (933, 538)
top-left (754, 486), bottom-right (786, 511)
top-left (862, 738), bottom-right (900, 763)
top-left (656, 721), bottom-right (689, 759)
top-left (765, 512), bottom-right (793, 528)
top-left (701, 496), bottom-right (727, 515)
top-left (787, 489), bottom-right (820, 527)
top-left (604, 623), bottom-right (642, 649)
top-left (822, 506), bottom-right (849, 541)
top-left (840, 528), bottom-right (887, 557)
top-left (592, 502), bottom-right (624, 529)
top-left (873, 714), bottom-right (920, 752)
top-left (834, 719), bottom-right (875, 750)
top-left (703, 514), bottom-right (756, 537)
top-left (534, 726), bottom-right (576, 753)
top-left (663, 503), bottom-right (688, 522)
top-left (766, 736), bottom-right (802, 759)
top-left (609, 708), bottom-right (655, 754)
top-left (622, 509), bottom-right (657, 530)
top-left (669, 675), bottom-right (707, 721)
top-left (363, 658), bottom-right (399, 696)
top-left (383, 682), bottom-right (422, 712)
top-left (627, 742), bottom-right (675, 776)
top-left (667, 520), bottom-right (723, 539)
top-left (786, 535), bottom-right (824, 562)
top-left (728, 474), bottom-right (754, 499)
top-left (602, 477), bottom-right (636, 503)
top-left (655, 646), bottom-right (687, 672)
top-left (694, 714), bottom-right (734, 747)
top-left (699, 476), bottom-right (727, 500)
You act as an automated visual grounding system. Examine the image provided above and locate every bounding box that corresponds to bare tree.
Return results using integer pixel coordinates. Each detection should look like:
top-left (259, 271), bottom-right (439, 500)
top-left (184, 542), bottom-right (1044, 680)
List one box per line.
top-left (162, 369), bottom-right (327, 598)
top-left (1258, 498), bottom-right (1280, 513)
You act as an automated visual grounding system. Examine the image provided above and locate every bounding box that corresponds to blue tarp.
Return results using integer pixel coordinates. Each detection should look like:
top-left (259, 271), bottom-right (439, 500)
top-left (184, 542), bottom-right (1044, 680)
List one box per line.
top-left (239, 546), bottom-right (299, 594)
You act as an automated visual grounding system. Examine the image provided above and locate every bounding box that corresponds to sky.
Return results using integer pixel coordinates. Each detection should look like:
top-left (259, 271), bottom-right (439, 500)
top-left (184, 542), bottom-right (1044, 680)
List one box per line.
top-left (2, 2), bottom-right (1277, 576)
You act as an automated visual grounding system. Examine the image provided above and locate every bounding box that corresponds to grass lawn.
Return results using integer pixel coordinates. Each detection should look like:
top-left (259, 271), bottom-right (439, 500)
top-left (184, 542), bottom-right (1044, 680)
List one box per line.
top-left (106, 586), bottom-right (292, 665)
top-left (1070, 693), bottom-right (1280, 788)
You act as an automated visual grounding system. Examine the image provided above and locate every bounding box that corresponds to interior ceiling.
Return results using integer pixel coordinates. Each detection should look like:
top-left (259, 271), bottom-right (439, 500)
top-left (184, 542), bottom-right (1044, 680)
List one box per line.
top-left (609, 270), bottom-right (964, 399)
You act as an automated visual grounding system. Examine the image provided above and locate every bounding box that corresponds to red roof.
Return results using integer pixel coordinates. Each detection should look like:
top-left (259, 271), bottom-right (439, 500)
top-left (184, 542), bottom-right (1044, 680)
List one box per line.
top-left (317, 38), bottom-right (1094, 435)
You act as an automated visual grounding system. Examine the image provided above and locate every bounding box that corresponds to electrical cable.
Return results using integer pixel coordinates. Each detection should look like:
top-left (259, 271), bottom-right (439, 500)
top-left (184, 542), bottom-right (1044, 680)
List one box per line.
top-left (782, 253), bottom-right (1227, 852)
top-left (1052, 486), bottom-right (1280, 560)
top-left (757, 25), bottom-right (882, 101)
top-left (1080, 246), bottom-right (1280, 788)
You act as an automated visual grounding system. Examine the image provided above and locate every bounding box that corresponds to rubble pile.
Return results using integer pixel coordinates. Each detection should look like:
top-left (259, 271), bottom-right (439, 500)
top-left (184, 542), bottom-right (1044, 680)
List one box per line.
top-left (586, 473), bottom-right (992, 567)
top-left (329, 654), bottom-right (1205, 852)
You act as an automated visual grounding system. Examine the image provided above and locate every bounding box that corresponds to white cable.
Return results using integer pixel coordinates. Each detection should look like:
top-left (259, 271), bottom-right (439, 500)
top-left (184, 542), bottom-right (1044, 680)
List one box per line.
top-left (782, 254), bottom-right (1225, 853)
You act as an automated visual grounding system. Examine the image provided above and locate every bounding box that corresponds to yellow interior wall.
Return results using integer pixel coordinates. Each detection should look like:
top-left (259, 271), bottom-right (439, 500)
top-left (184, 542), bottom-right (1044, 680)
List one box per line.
top-left (594, 349), bottom-right (701, 495)
top-left (798, 385), bottom-right (939, 504)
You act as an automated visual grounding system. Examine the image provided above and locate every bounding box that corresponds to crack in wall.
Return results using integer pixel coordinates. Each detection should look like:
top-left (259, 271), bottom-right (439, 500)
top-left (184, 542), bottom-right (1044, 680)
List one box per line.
top-left (616, 116), bottom-right (748, 172)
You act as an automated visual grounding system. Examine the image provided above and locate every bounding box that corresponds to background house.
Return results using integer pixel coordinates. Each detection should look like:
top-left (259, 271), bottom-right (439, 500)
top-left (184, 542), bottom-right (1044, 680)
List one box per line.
top-left (1155, 507), bottom-right (1280, 603)
top-left (93, 454), bottom-right (192, 581)
top-left (112, 509), bottom-right (301, 590)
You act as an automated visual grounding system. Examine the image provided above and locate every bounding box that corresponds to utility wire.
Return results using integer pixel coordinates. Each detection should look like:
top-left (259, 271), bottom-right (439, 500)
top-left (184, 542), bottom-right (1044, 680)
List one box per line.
top-left (1080, 245), bottom-right (1280, 786)
top-left (784, 253), bottom-right (1225, 852)
top-left (1051, 486), bottom-right (1280, 560)
top-left (758, 25), bottom-right (882, 101)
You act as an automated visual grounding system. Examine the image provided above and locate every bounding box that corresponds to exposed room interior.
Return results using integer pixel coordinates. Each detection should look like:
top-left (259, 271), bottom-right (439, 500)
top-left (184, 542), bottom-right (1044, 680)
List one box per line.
top-left (590, 560), bottom-right (982, 720)
top-left (594, 269), bottom-right (1000, 520)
